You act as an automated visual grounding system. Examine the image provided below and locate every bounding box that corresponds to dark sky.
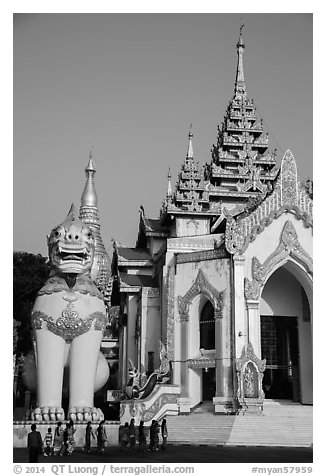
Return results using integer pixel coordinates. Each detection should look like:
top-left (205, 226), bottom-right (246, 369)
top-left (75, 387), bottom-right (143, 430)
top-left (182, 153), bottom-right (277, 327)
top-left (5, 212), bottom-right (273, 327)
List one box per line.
top-left (13, 13), bottom-right (312, 257)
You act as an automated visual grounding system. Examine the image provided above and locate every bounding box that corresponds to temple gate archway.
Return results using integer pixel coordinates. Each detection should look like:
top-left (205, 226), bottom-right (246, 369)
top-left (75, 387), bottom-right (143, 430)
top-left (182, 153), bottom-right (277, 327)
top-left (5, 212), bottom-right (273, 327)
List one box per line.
top-left (260, 263), bottom-right (312, 404)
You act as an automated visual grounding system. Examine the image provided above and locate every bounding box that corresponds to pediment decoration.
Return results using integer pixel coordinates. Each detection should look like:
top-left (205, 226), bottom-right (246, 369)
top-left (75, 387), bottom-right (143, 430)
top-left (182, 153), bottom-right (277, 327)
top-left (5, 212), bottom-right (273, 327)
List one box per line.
top-left (225, 150), bottom-right (313, 255)
top-left (178, 269), bottom-right (224, 321)
top-left (244, 220), bottom-right (313, 301)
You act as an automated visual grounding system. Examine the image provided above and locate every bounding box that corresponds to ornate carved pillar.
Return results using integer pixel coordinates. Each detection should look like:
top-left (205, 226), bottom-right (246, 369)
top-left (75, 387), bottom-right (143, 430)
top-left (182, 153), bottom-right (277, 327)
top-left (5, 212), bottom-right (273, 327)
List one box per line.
top-left (247, 300), bottom-right (261, 358)
top-left (180, 315), bottom-right (189, 396)
top-left (214, 317), bottom-right (223, 398)
top-left (233, 254), bottom-right (246, 357)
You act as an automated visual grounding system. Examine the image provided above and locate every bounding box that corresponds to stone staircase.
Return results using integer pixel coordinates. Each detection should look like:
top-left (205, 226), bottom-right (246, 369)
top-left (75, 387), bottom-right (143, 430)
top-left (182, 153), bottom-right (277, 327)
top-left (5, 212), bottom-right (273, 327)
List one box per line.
top-left (166, 400), bottom-right (312, 447)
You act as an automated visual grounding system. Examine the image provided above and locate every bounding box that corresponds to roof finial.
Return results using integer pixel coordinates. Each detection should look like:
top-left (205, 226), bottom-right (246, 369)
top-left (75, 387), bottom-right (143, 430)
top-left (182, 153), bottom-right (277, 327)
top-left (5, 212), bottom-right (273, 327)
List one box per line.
top-left (187, 124), bottom-right (194, 159)
top-left (81, 150), bottom-right (97, 206)
top-left (167, 166), bottom-right (172, 198)
top-left (235, 23), bottom-right (246, 98)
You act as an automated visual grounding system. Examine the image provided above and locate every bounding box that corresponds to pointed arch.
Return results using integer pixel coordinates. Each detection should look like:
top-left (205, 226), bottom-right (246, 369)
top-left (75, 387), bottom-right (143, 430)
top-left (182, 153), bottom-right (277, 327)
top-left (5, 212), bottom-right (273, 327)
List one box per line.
top-left (178, 269), bottom-right (225, 321)
top-left (244, 221), bottom-right (313, 301)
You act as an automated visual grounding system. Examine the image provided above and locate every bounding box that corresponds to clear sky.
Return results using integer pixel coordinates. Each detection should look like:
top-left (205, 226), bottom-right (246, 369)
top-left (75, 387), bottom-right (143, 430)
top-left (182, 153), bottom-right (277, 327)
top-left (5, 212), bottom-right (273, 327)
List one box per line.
top-left (13, 13), bottom-right (312, 257)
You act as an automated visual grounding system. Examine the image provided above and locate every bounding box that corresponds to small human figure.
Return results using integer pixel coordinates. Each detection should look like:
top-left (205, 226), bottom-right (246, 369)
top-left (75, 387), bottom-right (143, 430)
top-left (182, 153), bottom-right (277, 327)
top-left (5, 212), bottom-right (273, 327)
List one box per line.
top-left (121, 422), bottom-right (129, 452)
top-left (96, 420), bottom-right (108, 454)
top-left (149, 420), bottom-right (159, 451)
top-left (138, 420), bottom-right (147, 452)
top-left (84, 421), bottom-right (96, 453)
top-left (161, 419), bottom-right (168, 450)
top-left (129, 418), bottom-right (137, 451)
top-left (149, 420), bottom-right (155, 451)
top-left (27, 423), bottom-right (43, 463)
top-left (58, 424), bottom-right (69, 456)
top-left (53, 422), bottom-right (64, 455)
top-left (153, 420), bottom-right (160, 451)
top-left (66, 420), bottom-right (76, 455)
top-left (43, 427), bottom-right (54, 456)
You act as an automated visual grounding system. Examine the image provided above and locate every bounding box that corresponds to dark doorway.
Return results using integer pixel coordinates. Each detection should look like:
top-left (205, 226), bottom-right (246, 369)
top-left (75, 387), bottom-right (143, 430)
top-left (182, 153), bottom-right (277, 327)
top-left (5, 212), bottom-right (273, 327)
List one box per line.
top-left (261, 316), bottom-right (300, 401)
top-left (202, 368), bottom-right (216, 400)
top-left (200, 301), bottom-right (215, 350)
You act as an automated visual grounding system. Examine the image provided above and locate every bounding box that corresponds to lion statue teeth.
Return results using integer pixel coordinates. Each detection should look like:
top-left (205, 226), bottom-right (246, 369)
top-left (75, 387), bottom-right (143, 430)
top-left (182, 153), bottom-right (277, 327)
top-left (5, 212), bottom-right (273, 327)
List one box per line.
top-left (29, 204), bottom-right (110, 422)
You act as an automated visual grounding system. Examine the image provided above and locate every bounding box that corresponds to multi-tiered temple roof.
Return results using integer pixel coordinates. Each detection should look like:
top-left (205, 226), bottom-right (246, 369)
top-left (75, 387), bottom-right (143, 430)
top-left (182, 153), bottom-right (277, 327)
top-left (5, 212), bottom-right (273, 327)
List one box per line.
top-left (161, 27), bottom-right (279, 226)
top-left (163, 127), bottom-right (210, 215)
top-left (207, 26), bottom-right (278, 209)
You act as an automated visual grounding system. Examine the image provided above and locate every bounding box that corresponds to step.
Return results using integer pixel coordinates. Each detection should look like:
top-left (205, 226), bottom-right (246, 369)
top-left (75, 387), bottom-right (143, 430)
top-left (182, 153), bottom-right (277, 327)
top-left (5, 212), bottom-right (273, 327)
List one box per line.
top-left (165, 404), bottom-right (312, 447)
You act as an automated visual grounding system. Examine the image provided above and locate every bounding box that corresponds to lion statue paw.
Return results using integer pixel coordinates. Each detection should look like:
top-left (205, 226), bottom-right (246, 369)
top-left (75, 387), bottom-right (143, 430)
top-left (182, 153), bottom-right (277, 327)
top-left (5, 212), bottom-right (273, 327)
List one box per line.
top-left (32, 406), bottom-right (65, 422)
top-left (68, 406), bottom-right (104, 422)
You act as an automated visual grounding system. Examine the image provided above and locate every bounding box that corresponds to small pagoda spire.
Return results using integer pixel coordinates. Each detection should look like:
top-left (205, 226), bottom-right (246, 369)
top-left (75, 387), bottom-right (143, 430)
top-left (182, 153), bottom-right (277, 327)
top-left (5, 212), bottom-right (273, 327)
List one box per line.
top-left (186, 125), bottom-right (194, 159)
top-left (81, 149), bottom-right (98, 207)
top-left (234, 24), bottom-right (246, 98)
top-left (167, 167), bottom-right (172, 198)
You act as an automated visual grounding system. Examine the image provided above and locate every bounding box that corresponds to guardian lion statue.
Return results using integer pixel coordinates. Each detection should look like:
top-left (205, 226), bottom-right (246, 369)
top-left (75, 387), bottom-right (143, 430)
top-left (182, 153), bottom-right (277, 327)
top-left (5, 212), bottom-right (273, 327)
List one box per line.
top-left (30, 204), bottom-right (110, 422)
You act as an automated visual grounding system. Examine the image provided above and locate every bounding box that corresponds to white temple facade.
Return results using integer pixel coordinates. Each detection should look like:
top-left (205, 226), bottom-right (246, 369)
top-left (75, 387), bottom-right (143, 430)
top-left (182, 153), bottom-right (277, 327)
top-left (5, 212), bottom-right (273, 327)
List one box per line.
top-left (110, 28), bottom-right (313, 420)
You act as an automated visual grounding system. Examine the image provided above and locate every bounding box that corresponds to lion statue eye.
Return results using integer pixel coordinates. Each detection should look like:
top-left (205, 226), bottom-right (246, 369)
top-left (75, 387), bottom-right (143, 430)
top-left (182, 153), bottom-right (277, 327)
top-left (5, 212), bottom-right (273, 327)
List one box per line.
top-left (53, 227), bottom-right (63, 238)
top-left (86, 231), bottom-right (92, 239)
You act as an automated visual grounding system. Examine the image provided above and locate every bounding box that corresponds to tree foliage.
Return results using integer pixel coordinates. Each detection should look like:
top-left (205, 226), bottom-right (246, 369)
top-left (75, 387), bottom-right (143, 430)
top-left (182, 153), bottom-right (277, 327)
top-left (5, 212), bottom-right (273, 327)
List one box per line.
top-left (13, 251), bottom-right (51, 356)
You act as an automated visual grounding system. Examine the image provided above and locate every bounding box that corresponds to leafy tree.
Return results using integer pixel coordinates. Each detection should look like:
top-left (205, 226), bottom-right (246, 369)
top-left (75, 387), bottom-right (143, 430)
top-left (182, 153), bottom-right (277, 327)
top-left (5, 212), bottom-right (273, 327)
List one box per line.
top-left (13, 251), bottom-right (51, 356)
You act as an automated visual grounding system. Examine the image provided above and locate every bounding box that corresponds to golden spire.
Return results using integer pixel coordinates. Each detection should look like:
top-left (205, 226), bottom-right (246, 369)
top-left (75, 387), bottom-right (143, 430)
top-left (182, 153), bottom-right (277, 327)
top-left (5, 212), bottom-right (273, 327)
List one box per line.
top-left (81, 149), bottom-right (98, 207)
top-left (234, 24), bottom-right (246, 98)
top-left (79, 150), bottom-right (110, 292)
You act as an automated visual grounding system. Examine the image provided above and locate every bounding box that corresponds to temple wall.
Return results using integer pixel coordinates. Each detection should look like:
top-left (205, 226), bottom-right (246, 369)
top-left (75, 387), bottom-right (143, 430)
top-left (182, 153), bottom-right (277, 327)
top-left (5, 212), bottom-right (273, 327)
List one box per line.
top-left (173, 257), bottom-right (232, 407)
top-left (141, 289), bottom-right (161, 372)
top-left (175, 217), bottom-right (210, 237)
top-left (126, 294), bottom-right (138, 366)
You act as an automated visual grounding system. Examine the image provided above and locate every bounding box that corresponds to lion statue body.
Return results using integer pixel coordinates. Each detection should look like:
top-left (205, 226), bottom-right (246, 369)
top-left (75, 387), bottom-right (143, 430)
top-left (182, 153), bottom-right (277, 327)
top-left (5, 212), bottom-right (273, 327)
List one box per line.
top-left (30, 204), bottom-right (110, 422)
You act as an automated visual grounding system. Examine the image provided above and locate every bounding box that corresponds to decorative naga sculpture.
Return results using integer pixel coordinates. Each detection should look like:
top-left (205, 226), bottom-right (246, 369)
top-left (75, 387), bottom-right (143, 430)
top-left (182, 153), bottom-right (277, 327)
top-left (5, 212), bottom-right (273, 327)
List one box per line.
top-left (30, 205), bottom-right (110, 422)
top-left (125, 341), bottom-right (170, 400)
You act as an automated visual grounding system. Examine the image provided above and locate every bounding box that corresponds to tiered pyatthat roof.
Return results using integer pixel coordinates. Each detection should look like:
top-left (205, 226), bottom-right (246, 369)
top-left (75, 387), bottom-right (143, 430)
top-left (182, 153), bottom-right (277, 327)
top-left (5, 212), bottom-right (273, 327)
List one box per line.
top-left (79, 151), bottom-right (111, 294)
top-left (162, 128), bottom-right (210, 215)
top-left (207, 26), bottom-right (278, 210)
top-left (161, 28), bottom-right (279, 224)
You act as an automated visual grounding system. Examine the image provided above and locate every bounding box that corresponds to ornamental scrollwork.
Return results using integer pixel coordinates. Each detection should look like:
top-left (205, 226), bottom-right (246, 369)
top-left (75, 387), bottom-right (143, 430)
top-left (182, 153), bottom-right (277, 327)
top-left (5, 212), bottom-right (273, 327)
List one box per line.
top-left (31, 310), bottom-right (107, 343)
top-left (178, 269), bottom-right (225, 321)
top-left (280, 150), bottom-right (298, 206)
top-left (225, 150), bottom-right (312, 255)
top-left (244, 220), bottom-right (313, 301)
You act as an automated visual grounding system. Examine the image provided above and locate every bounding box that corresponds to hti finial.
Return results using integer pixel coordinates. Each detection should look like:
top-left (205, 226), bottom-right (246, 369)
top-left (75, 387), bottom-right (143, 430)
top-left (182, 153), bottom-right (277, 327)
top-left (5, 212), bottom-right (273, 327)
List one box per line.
top-left (186, 125), bottom-right (194, 159)
top-left (167, 166), bottom-right (172, 198)
top-left (238, 24), bottom-right (245, 47)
